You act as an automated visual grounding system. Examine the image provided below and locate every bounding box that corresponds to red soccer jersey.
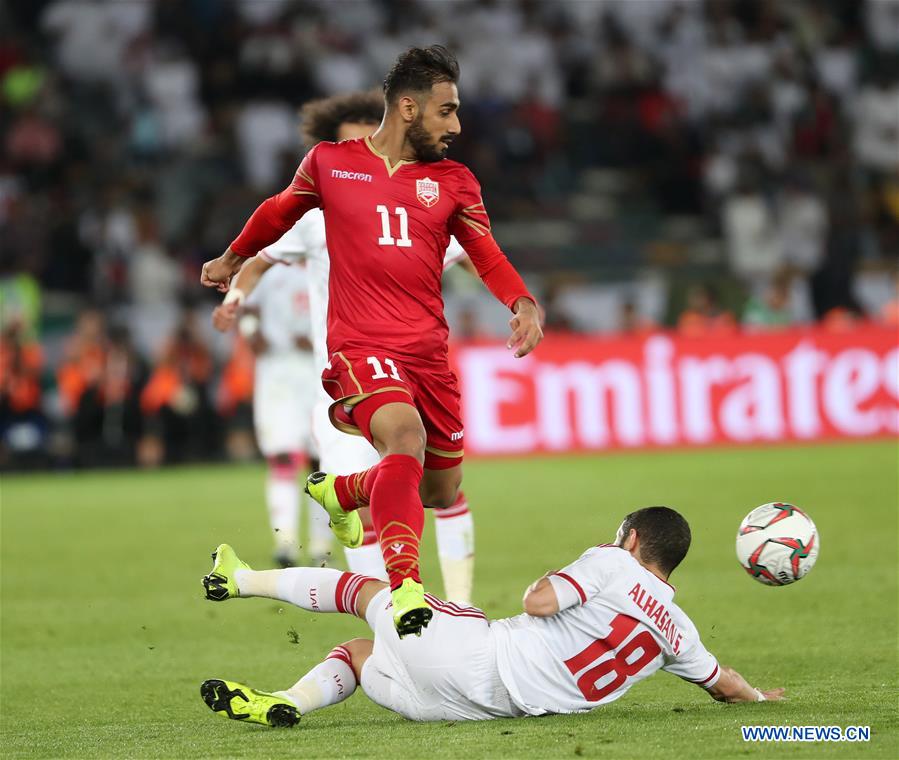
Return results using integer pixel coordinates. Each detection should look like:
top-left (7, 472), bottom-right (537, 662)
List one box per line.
top-left (231, 136), bottom-right (533, 366)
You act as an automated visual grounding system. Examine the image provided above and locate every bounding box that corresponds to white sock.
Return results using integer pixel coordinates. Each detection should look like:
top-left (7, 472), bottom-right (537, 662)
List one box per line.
top-left (267, 475), bottom-right (299, 559)
top-left (435, 498), bottom-right (475, 604)
top-left (276, 646), bottom-right (357, 715)
top-left (344, 541), bottom-right (387, 580)
top-left (305, 492), bottom-right (333, 561)
top-left (233, 566), bottom-right (370, 615)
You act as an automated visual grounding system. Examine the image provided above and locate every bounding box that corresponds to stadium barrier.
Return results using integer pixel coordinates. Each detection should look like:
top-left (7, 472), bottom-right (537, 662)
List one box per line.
top-left (452, 325), bottom-right (898, 455)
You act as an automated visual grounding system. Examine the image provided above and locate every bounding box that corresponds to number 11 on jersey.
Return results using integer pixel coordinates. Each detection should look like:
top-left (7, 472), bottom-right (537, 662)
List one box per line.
top-left (367, 356), bottom-right (402, 381)
top-left (376, 205), bottom-right (412, 248)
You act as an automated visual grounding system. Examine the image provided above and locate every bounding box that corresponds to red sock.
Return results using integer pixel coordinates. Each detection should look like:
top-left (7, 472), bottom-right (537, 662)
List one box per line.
top-left (368, 454), bottom-right (424, 589)
top-left (334, 465), bottom-right (379, 511)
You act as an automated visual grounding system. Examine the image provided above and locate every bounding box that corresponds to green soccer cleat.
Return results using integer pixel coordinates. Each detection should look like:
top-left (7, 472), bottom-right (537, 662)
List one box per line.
top-left (202, 544), bottom-right (251, 601)
top-left (304, 472), bottom-right (363, 549)
top-left (200, 679), bottom-right (300, 728)
top-left (391, 578), bottom-right (433, 638)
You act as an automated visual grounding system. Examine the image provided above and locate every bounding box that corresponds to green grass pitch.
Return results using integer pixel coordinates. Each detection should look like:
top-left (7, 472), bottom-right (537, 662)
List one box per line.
top-left (1, 441), bottom-right (896, 758)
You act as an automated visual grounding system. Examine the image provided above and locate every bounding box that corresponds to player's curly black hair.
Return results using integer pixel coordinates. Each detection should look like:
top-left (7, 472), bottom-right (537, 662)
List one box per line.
top-left (383, 45), bottom-right (459, 104)
top-left (619, 506), bottom-right (692, 576)
top-left (299, 91), bottom-right (384, 148)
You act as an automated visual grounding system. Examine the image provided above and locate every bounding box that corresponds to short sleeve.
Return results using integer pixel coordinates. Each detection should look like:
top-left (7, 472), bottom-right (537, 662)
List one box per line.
top-left (546, 546), bottom-right (624, 611)
top-left (260, 221), bottom-right (309, 266)
top-left (290, 145), bottom-right (323, 206)
top-left (442, 236), bottom-right (467, 270)
top-left (662, 636), bottom-right (721, 689)
top-left (448, 168), bottom-right (492, 246)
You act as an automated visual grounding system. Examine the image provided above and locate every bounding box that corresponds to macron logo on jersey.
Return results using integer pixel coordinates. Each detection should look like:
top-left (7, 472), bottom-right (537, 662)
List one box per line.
top-left (331, 169), bottom-right (373, 183)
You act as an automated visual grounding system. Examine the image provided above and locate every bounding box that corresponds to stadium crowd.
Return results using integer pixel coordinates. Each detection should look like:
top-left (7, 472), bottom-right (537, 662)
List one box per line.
top-left (1, 0), bottom-right (897, 468)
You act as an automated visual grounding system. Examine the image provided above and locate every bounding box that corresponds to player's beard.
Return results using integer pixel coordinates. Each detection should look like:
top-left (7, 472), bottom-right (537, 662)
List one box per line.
top-left (407, 115), bottom-right (448, 163)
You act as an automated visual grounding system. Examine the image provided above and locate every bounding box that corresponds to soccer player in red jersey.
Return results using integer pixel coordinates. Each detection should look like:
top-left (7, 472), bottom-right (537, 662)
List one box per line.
top-left (201, 46), bottom-right (543, 637)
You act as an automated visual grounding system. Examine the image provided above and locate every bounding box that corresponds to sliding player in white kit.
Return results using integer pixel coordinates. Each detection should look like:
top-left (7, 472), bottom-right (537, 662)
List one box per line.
top-left (230, 263), bottom-right (332, 567)
top-left (199, 506), bottom-right (784, 726)
top-left (212, 92), bottom-right (475, 600)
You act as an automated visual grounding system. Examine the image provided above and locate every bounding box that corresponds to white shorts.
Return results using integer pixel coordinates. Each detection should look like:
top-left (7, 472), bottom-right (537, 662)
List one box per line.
top-left (253, 353), bottom-right (317, 457)
top-left (360, 589), bottom-right (523, 722)
top-left (312, 394), bottom-right (379, 474)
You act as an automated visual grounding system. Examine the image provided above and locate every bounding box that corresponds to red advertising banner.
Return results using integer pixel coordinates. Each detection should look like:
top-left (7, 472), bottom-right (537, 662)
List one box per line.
top-left (452, 325), bottom-right (899, 455)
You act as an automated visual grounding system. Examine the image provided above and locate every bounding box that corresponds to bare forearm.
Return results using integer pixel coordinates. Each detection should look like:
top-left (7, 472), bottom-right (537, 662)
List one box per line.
top-left (230, 255), bottom-right (272, 299)
top-left (709, 666), bottom-right (766, 703)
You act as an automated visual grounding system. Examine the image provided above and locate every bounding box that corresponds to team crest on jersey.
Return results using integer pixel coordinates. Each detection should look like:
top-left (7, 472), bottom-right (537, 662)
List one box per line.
top-left (416, 178), bottom-right (439, 207)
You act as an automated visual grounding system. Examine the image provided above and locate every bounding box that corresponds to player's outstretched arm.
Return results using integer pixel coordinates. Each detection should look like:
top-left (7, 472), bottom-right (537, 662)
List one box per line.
top-left (707, 665), bottom-right (785, 703)
top-left (201, 158), bottom-right (320, 291)
top-left (211, 255), bottom-right (274, 332)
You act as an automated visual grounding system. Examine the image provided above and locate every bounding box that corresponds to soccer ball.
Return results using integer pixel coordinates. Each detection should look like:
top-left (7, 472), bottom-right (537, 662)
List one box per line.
top-left (736, 502), bottom-right (819, 586)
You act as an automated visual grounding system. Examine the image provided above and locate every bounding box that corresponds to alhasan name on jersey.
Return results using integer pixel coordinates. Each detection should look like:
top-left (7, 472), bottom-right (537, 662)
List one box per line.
top-left (492, 546), bottom-right (720, 715)
top-left (230, 136), bottom-right (533, 367)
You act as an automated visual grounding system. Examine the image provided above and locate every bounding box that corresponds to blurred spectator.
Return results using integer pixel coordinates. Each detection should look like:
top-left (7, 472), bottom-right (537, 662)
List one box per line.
top-left (677, 283), bottom-right (737, 337)
top-left (820, 305), bottom-right (862, 333)
top-left (128, 209), bottom-right (183, 356)
top-left (778, 173), bottom-right (828, 274)
top-left (722, 170), bottom-right (783, 284)
top-left (854, 66), bottom-right (899, 174)
top-left (138, 313), bottom-right (216, 466)
top-left (217, 334), bottom-right (255, 461)
top-left (0, 270), bottom-right (41, 340)
top-left (97, 326), bottom-right (147, 464)
top-left (880, 273), bottom-right (899, 327)
top-left (742, 272), bottom-right (795, 331)
top-left (454, 305), bottom-right (490, 342)
top-left (0, 319), bottom-right (45, 466)
top-left (618, 299), bottom-right (657, 336)
top-left (542, 282), bottom-right (578, 333)
top-left (56, 309), bottom-right (107, 466)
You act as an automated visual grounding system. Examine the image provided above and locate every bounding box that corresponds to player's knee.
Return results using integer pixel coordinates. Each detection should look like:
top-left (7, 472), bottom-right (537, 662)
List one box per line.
top-left (340, 638), bottom-right (374, 681)
top-left (268, 452), bottom-right (302, 479)
top-left (420, 480), bottom-right (460, 509)
top-left (383, 424), bottom-right (426, 463)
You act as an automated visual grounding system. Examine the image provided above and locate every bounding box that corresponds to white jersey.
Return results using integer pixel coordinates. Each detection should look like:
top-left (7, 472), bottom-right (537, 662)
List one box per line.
top-left (247, 263), bottom-right (313, 355)
top-left (246, 264), bottom-right (317, 457)
top-left (492, 545), bottom-right (720, 716)
top-left (259, 209), bottom-right (467, 374)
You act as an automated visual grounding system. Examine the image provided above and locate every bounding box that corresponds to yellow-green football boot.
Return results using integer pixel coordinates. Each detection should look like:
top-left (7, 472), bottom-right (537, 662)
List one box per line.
top-left (391, 578), bottom-right (433, 638)
top-left (200, 679), bottom-right (299, 728)
top-left (304, 472), bottom-right (363, 548)
top-left (202, 544), bottom-right (251, 601)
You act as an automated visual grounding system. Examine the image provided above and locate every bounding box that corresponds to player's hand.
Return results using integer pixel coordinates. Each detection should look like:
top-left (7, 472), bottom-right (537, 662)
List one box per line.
top-left (757, 687), bottom-right (786, 702)
top-left (248, 333), bottom-right (269, 355)
top-left (508, 298), bottom-right (543, 358)
top-left (211, 302), bottom-right (238, 332)
top-left (201, 250), bottom-right (244, 293)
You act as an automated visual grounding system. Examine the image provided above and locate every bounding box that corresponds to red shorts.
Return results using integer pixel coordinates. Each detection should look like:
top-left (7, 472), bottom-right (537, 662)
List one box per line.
top-left (321, 351), bottom-right (464, 470)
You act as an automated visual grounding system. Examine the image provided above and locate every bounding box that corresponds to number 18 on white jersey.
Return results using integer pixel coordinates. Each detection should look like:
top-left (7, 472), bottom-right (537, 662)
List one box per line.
top-left (492, 546), bottom-right (721, 716)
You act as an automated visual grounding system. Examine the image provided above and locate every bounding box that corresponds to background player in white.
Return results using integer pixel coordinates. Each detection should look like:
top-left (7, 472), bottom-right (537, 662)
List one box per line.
top-left (226, 262), bottom-right (332, 567)
top-left (212, 92), bottom-right (475, 601)
top-left (200, 506), bottom-right (784, 726)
